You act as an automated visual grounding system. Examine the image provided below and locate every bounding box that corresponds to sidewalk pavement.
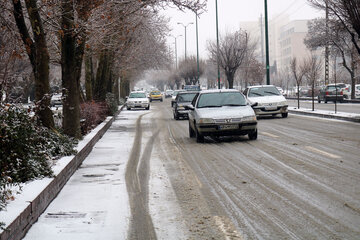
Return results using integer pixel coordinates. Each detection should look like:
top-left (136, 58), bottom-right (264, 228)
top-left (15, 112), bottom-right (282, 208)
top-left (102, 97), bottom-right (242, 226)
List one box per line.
top-left (288, 107), bottom-right (360, 123)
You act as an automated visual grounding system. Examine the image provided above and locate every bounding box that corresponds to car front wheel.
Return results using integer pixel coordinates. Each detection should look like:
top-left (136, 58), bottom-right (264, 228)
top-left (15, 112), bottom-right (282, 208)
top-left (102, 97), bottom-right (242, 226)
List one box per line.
top-left (248, 129), bottom-right (258, 140)
top-left (282, 112), bottom-right (288, 118)
top-left (195, 126), bottom-right (204, 143)
top-left (189, 122), bottom-right (195, 138)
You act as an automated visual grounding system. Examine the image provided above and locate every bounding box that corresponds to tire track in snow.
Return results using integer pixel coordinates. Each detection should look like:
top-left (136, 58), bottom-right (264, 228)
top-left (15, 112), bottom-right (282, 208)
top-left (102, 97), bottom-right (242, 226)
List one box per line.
top-left (125, 112), bottom-right (159, 240)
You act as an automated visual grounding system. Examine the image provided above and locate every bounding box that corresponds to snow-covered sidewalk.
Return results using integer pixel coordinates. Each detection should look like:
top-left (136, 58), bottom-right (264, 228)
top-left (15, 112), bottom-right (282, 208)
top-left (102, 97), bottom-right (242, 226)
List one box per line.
top-left (20, 112), bottom-right (142, 240)
top-left (288, 107), bottom-right (360, 123)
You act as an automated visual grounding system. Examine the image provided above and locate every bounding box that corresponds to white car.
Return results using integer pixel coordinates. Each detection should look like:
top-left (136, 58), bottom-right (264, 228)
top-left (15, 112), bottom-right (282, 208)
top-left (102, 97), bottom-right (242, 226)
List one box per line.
top-left (126, 91), bottom-right (150, 110)
top-left (187, 89), bottom-right (258, 143)
top-left (243, 85), bottom-right (288, 118)
top-left (356, 84), bottom-right (360, 99)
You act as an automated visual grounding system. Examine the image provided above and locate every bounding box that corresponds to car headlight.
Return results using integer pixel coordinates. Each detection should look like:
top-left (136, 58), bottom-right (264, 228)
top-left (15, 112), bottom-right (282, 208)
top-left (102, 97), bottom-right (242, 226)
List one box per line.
top-left (177, 105), bottom-right (185, 110)
top-left (278, 101), bottom-right (287, 106)
top-left (198, 118), bottom-right (214, 124)
top-left (242, 116), bottom-right (257, 122)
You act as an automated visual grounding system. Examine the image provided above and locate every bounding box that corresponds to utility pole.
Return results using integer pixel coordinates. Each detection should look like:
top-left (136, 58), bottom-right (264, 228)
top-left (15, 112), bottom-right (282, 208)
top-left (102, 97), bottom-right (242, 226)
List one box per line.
top-left (260, 14), bottom-right (265, 65)
top-left (216, 0), bottom-right (221, 89)
top-left (264, 0), bottom-right (270, 85)
top-left (172, 35), bottom-right (182, 69)
top-left (196, 12), bottom-right (200, 84)
top-left (325, 0), bottom-right (329, 85)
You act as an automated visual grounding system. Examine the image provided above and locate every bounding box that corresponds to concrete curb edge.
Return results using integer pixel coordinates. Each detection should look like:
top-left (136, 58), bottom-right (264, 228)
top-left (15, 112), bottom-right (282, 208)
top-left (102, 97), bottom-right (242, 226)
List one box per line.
top-left (288, 109), bottom-right (360, 123)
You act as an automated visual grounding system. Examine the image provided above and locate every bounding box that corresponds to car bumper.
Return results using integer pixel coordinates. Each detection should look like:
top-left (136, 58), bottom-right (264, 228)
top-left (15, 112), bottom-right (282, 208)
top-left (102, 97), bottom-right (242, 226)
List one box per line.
top-left (175, 109), bottom-right (189, 117)
top-left (325, 95), bottom-right (344, 101)
top-left (127, 103), bottom-right (149, 108)
top-left (150, 96), bottom-right (162, 100)
top-left (252, 105), bottom-right (288, 116)
top-left (196, 122), bottom-right (257, 136)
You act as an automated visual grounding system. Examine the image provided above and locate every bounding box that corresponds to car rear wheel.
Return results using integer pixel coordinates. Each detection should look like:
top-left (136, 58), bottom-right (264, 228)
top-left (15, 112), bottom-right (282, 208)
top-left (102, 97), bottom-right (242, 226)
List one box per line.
top-left (127, 107), bottom-right (131, 110)
top-left (318, 97), bottom-right (321, 103)
top-left (174, 112), bottom-right (179, 120)
top-left (248, 129), bottom-right (258, 140)
top-left (145, 106), bottom-right (150, 110)
top-left (189, 122), bottom-right (195, 138)
top-left (282, 112), bottom-right (288, 118)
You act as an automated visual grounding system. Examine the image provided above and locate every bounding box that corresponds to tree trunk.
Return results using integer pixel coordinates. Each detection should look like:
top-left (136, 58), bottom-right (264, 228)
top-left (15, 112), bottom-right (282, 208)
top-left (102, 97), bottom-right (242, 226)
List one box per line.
top-left (94, 50), bottom-right (109, 101)
top-left (12, 0), bottom-right (54, 128)
top-left (226, 72), bottom-right (235, 89)
top-left (85, 53), bottom-right (94, 101)
top-left (61, 0), bottom-right (81, 139)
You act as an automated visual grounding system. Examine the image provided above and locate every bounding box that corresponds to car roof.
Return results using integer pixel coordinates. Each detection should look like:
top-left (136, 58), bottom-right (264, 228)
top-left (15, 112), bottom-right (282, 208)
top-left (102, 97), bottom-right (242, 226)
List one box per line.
top-left (178, 91), bottom-right (198, 94)
top-left (130, 91), bottom-right (146, 93)
top-left (199, 89), bottom-right (241, 94)
top-left (247, 85), bottom-right (277, 88)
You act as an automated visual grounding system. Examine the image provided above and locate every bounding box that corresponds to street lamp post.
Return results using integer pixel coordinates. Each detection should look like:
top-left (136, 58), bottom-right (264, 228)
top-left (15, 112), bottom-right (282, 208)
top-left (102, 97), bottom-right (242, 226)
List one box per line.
top-left (172, 35), bottom-right (182, 69)
top-left (196, 12), bottom-right (200, 84)
top-left (177, 22), bottom-right (193, 60)
top-left (264, 0), bottom-right (270, 85)
top-left (216, 0), bottom-right (221, 89)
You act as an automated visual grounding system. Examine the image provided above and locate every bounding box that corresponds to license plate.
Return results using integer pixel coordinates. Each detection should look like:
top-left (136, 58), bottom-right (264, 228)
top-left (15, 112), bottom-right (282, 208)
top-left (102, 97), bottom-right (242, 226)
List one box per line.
top-left (265, 106), bottom-right (277, 110)
top-left (219, 124), bottom-right (238, 130)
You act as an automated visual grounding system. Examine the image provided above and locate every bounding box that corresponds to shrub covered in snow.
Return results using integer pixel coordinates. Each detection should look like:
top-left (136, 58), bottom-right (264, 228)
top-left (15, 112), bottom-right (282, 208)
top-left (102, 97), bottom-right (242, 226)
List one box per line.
top-left (0, 104), bottom-right (76, 217)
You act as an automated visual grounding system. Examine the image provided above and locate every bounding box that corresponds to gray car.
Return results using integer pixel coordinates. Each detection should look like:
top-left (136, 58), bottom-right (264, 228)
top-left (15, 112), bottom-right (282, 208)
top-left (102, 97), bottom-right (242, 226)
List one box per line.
top-left (187, 89), bottom-right (258, 143)
top-left (173, 91), bottom-right (198, 120)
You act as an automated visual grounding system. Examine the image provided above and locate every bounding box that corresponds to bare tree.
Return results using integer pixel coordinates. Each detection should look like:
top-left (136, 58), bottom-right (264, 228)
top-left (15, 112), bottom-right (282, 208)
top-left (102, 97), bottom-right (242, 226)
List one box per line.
top-left (178, 56), bottom-right (205, 85)
top-left (303, 54), bottom-right (323, 111)
top-left (290, 57), bottom-right (306, 109)
top-left (308, 0), bottom-right (360, 56)
top-left (305, 18), bottom-right (358, 99)
top-left (207, 29), bottom-right (250, 89)
top-left (11, 0), bottom-right (55, 128)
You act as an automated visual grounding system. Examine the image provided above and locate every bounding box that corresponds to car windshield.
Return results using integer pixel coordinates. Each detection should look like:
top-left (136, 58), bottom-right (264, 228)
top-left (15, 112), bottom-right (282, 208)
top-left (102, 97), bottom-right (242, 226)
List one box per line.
top-left (327, 86), bottom-right (342, 91)
top-left (356, 86), bottom-right (360, 90)
top-left (173, 91), bottom-right (180, 96)
top-left (177, 93), bottom-right (197, 102)
top-left (129, 92), bottom-right (146, 98)
top-left (151, 91), bottom-right (161, 95)
top-left (248, 87), bottom-right (281, 97)
top-left (197, 92), bottom-right (247, 108)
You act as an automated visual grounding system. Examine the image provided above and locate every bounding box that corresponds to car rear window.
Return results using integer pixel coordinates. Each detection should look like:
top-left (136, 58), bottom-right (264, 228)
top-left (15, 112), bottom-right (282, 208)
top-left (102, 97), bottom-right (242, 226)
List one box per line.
top-left (248, 86), bottom-right (280, 97)
top-left (129, 92), bottom-right (146, 98)
top-left (177, 93), bottom-right (197, 102)
top-left (197, 92), bottom-right (247, 108)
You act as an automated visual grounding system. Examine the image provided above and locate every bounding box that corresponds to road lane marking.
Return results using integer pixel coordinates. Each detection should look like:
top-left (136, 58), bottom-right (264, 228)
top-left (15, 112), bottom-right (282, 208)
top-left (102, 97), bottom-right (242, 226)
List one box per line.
top-left (305, 146), bottom-right (341, 159)
top-left (261, 132), bottom-right (279, 138)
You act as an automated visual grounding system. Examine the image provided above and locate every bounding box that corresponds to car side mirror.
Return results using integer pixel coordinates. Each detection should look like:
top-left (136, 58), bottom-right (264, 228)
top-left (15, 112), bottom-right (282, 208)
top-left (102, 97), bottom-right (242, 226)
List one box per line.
top-left (251, 102), bottom-right (258, 108)
top-left (184, 105), bottom-right (195, 111)
top-left (125, 96), bottom-right (128, 100)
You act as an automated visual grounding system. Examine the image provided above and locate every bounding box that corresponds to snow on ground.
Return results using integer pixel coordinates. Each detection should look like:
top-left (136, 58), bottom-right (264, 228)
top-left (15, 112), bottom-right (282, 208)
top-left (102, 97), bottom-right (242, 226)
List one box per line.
top-left (22, 112), bottom-right (141, 240)
top-left (289, 107), bottom-right (360, 119)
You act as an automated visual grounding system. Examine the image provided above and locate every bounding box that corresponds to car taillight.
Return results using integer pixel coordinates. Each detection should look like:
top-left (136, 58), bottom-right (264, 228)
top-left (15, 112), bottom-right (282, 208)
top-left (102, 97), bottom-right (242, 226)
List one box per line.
top-left (326, 91), bottom-right (329, 95)
top-left (340, 91), bottom-right (343, 95)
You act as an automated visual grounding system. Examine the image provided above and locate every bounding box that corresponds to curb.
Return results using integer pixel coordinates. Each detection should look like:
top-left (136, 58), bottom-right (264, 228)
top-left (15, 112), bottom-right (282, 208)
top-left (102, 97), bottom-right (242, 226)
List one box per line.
top-left (288, 109), bottom-right (360, 123)
top-left (0, 105), bottom-right (125, 240)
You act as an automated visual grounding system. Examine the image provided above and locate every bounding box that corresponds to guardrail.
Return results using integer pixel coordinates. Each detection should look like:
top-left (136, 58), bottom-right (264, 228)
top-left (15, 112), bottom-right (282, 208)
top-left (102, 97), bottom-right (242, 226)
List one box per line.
top-left (286, 97), bottom-right (360, 103)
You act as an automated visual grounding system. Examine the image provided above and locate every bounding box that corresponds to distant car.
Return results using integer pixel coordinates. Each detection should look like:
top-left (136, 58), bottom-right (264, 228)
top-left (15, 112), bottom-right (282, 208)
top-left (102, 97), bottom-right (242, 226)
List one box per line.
top-left (149, 90), bottom-right (163, 102)
top-left (276, 87), bottom-right (284, 95)
top-left (171, 90), bottom-right (182, 107)
top-left (243, 85), bottom-right (288, 118)
top-left (187, 89), bottom-right (258, 143)
top-left (318, 84), bottom-right (345, 103)
top-left (356, 84), bottom-right (360, 99)
top-left (51, 93), bottom-right (62, 107)
top-left (342, 84), bottom-right (351, 99)
top-left (165, 90), bottom-right (174, 98)
top-left (126, 91), bottom-right (150, 110)
top-left (173, 91), bottom-right (198, 120)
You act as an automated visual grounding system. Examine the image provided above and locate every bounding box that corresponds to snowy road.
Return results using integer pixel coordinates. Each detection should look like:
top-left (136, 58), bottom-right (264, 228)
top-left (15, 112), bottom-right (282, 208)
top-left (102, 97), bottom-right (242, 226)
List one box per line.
top-left (24, 99), bottom-right (360, 239)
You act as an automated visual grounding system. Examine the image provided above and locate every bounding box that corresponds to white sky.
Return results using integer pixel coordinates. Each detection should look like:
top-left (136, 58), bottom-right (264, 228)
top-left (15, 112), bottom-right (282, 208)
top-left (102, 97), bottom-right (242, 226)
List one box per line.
top-left (162, 0), bottom-right (323, 59)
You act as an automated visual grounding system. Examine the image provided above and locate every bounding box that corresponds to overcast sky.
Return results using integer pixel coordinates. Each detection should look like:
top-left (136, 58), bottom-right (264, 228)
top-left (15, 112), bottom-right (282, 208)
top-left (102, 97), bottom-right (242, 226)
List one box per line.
top-left (161, 0), bottom-right (323, 60)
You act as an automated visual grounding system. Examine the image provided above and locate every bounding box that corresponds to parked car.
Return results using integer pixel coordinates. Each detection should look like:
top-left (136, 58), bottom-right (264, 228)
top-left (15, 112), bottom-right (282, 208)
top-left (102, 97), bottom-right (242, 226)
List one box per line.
top-left (342, 84), bottom-right (351, 99)
top-left (356, 84), bottom-right (360, 99)
top-left (318, 84), bottom-right (345, 103)
top-left (165, 90), bottom-right (174, 98)
top-left (172, 91), bottom-right (198, 120)
top-left (243, 85), bottom-right (288, 118)
top-left (149, 90), bottom-right (163, 102)
top-left (126, 91), bottom-right (150, 110)
top-left (171, 90), bottom-right (182, 107)
top-left (186, 89), bottom-right (258, 143)
top-left (51, 93), bottom-right (62, 107)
